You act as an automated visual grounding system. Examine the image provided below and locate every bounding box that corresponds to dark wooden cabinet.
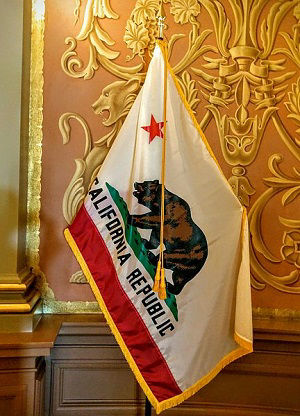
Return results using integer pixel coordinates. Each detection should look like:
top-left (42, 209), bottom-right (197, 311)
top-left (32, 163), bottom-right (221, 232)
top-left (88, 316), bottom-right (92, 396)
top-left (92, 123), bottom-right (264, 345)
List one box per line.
top-left (46, 320), bottom-right (145, 416)
top-left (0, 316), bottom-right (60, 416)
top-left (0, 356), bottom-right (45, 416)
top-left (1, 315), bottom-right (300, 416)
top-left (46, 318), bottom-right (300, 416)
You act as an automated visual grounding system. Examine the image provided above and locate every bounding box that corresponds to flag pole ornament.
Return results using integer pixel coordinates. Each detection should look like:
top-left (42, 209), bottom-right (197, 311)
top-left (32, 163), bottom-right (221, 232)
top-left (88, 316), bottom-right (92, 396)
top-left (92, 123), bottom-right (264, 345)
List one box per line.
top-left (64, 24), bottom-right (253, 415)
top-left (157, 1), bottom-right (166, 40)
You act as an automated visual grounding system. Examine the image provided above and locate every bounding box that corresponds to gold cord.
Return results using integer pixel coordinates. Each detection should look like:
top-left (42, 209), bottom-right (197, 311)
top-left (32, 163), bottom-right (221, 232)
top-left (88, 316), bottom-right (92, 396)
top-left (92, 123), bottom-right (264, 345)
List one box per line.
top-left (153, 40), bottom-right (168, 300)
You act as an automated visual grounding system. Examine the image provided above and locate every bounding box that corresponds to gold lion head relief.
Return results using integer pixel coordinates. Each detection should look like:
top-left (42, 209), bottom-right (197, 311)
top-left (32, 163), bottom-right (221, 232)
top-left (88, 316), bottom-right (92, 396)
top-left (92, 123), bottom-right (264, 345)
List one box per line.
top-left (92, 78), bottom-right (141, 126)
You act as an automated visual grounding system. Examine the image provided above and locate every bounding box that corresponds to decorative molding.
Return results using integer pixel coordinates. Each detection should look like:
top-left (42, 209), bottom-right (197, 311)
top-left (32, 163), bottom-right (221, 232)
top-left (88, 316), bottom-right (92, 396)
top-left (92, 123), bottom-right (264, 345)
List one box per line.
top-left (249, 154), bottom-right (300, 292)
top-left (23, 0), bottom-right (298, 312)
top-left (0, 292), bottom-right (40, 313)
top-left (42, 304), bottom-right (300, 319)
top-left (59, 77), bottom-right (140, 225)
top-left (253, 306), bottom-right (300, 320)
top-left (26, 0), bottom-right (45, 271)
top-left (26, 0), bottom-right (56, 306)
top-left (69, 270), bottom-right (88, 284)
top-left (58, 0), bottom-right (300, 300)
top-left (43, 299), bottom-right (100, 314)
top-left (285, 77), bottom-right (300, 143)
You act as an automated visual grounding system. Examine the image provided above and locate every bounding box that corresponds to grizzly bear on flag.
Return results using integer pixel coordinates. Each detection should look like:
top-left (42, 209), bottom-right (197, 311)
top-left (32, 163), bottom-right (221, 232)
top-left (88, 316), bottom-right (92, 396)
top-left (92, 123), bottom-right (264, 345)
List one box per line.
top-left (129, 180), bottom-right (208, 295)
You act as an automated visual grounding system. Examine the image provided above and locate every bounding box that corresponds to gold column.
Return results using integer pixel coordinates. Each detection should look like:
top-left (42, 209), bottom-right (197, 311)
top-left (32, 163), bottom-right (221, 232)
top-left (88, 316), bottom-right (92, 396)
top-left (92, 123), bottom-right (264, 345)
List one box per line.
top-left (0, 0), bottom-right (43, 332)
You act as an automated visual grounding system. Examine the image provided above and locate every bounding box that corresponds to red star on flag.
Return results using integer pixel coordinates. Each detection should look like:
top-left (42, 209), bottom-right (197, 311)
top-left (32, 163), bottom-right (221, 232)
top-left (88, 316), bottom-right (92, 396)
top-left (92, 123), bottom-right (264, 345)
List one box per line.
top-left (142, 114), bottom-right (164, 143)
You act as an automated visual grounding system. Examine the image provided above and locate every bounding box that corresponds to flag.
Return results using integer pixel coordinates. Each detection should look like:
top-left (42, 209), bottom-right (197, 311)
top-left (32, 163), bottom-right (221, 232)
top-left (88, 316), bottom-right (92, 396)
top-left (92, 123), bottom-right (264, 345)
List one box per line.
top-left (64, 40), bottom-right (253, 414)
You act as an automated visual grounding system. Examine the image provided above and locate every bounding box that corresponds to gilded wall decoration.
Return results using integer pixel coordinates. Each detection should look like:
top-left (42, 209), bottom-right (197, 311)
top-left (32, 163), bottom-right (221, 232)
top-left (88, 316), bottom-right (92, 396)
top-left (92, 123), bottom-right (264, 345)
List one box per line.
top-left (285, 78), bottom-right (300, 143)
top-left (249, 153), bottom-right (300, 292)
top-left (55, 0), bottom-right (299, 302)
top-left (27, 0), bottom-right (45, 270)
top-left (27, 0), bottom-right (55, 300)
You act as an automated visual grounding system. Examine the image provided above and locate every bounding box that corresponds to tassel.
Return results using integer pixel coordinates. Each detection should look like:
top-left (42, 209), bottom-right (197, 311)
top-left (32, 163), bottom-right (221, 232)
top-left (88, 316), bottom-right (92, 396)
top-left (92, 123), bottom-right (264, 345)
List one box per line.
top-left (153, 260), bottom-right (161, 292)
top-left (158, 268), bottom-right (167, 300)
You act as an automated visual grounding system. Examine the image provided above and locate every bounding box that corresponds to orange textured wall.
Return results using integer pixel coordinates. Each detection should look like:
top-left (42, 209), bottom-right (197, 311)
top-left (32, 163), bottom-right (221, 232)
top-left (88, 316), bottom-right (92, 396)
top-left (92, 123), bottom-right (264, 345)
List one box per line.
top-left (40, 0), bottom-right (300, 309)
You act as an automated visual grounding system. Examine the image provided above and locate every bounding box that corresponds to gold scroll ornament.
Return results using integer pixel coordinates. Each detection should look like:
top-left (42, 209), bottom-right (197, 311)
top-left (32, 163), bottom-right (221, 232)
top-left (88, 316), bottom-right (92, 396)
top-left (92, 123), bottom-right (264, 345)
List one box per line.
top-left (55, 0), bottom-right (300, 300)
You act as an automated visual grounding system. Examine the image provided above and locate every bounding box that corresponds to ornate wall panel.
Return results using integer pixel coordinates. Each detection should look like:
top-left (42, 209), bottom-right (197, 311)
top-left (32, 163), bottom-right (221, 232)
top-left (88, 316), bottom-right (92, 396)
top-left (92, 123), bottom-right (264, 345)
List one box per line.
top-left (39, 0), bottom-right (300, 313)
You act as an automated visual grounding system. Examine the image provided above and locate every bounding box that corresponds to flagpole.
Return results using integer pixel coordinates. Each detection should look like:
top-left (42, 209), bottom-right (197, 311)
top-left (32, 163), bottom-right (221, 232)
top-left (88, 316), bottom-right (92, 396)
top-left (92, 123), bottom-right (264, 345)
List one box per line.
top-left (145, 396), bottom-right (152, 416)
top-left (145, 7), bottom-right (167, 414)
top-left (152, 1), bottom-right (168, 300)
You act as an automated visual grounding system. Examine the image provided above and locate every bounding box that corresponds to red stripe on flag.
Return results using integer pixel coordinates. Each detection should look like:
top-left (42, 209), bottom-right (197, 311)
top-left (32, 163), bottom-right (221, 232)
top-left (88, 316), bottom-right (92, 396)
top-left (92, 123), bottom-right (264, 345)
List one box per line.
top-left (69, 205), bottom-right (182, 402)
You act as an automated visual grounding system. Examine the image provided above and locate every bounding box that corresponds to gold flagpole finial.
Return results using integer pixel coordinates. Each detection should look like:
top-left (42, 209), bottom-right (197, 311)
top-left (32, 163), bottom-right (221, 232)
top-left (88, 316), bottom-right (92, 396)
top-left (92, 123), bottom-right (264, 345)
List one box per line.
top-left (157, 1), bottom-right (166, 40)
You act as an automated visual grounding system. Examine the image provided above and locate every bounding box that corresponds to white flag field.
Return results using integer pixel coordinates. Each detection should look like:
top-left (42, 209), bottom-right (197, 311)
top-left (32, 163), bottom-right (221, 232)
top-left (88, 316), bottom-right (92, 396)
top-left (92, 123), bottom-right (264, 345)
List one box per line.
top-left (65, 41), bottom-right (253, 413)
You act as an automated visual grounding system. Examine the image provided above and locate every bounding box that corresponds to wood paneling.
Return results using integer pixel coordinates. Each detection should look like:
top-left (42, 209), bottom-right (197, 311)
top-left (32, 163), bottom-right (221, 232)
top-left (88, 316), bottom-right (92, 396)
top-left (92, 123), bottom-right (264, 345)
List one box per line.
top-left (48, 320), bottom-right (145, 415)
top-left (0, 315), bottom-right (61, 416)
top-left (34, 358), bottom-right (46, 416)
top-left (1, 315), bottom-right (300, 415)
top-left (0, 364), bottom-right (38, 416)
top-left (46, 316), bottom-right (300, 416)
top-left (0, 385), bottom-right (26, 416)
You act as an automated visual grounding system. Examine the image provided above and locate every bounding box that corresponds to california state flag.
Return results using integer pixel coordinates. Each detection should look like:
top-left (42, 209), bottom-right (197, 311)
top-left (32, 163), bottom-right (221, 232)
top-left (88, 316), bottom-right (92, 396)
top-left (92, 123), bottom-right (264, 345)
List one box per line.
top-left (65, 41), bottom-right (253, 413)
